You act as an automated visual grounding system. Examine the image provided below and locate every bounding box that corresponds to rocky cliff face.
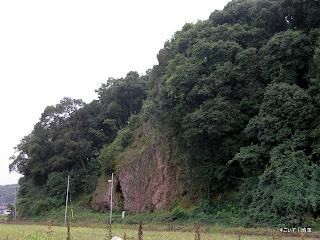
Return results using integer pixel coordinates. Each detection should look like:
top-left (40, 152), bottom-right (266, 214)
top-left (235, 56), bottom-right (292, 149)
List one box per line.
top-left (92, 121), bottom-right (186, 213)
top-left (91, 175), bottom-right (119, 212)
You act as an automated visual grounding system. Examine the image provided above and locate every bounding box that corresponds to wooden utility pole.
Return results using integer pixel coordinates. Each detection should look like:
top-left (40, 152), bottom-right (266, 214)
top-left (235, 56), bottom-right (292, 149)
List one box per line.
top-left (14, 188), bottom-right (17, 220)
top-left (109, 172), bottom-right (114, 225)
top-left (65, 175), bottom-right (70, 222)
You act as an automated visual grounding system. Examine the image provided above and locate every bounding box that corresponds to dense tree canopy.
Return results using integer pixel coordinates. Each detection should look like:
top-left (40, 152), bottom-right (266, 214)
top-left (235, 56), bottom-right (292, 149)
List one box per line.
top-left (142, 0), bottom-right (320, 225)
top-left (10, 72), bottom-right (147, 216)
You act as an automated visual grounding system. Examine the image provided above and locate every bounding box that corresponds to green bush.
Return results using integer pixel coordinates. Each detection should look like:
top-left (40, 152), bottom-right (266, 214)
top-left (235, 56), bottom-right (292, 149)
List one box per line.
top-left (128, 115), bottom-right (141, 130)
top-left (120, 129), bottom-right (134, 148)
top-left (172, 206), bottom-right (185, 220)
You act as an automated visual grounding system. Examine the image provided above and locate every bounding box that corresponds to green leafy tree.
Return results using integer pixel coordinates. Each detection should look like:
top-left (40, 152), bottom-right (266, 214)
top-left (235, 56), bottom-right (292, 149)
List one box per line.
top-left (234, 83), bottom-right (317, 224)
top-left (259, 30), bottom-right (313, 86)
top-left (96, 71), bottom-right (148, 128)
top-left (249, 150), bottom-right (320, 226)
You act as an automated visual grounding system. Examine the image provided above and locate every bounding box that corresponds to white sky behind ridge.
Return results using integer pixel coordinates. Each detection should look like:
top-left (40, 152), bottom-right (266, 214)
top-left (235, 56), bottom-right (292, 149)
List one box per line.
top-left (0, 0), bottom-right (231, 185)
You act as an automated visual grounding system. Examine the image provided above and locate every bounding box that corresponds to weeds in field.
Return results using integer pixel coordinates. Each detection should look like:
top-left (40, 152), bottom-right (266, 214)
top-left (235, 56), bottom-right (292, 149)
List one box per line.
top-left (107, 223), bottom-right (113, 239)
top-left (46, 220), bottom-right (53, 239)
top-left (237, 230), bottom-right (242, 240)
top-left (271, 231), bottom-right (283, 240)
top-left (66, 221), bottom-right (71, 240)
top-left (138, 220), bottom-right (143, 240)
top-left (194, 220), bottom-right (201, 240)
top-left (3, 222), bottom-right (318, 240)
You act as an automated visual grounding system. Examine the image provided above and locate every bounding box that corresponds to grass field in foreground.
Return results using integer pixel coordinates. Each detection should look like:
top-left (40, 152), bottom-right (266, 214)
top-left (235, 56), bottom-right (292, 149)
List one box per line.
top-left (0, 223), bottom-right (319, 240)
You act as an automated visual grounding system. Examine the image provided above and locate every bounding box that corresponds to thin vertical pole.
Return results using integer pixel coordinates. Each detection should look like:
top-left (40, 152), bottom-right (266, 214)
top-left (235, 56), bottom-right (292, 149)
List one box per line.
top-left (0, 197), bottom-right (3, 215)
top-left (65, 175), bottom-right (70, 222)
top-left (14, 188), bottom-right (17, 220)
top-left (109, 172), bottom-right (114, 225)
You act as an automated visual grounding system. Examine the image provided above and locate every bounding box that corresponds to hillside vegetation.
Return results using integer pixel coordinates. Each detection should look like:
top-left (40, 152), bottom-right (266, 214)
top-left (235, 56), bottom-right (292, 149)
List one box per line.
top-left (9, 0), bottom-right (320, 227)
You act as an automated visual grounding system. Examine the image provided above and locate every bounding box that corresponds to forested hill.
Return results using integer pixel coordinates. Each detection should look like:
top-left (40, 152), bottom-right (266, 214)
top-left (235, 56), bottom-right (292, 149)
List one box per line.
top-left (10, 0), bottom-right (320, 226)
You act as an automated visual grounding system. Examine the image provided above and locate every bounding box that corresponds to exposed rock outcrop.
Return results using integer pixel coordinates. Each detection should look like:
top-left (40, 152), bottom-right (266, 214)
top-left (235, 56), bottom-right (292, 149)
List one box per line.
top-left (92, 121), bottom-right (186, 213)
top-left (91, 175), bottom-right (119, 212)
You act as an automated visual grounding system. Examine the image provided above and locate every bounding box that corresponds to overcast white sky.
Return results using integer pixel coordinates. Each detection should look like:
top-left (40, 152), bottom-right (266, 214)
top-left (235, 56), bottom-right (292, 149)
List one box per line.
top-left (0, 0), bottom-right (230, 185)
